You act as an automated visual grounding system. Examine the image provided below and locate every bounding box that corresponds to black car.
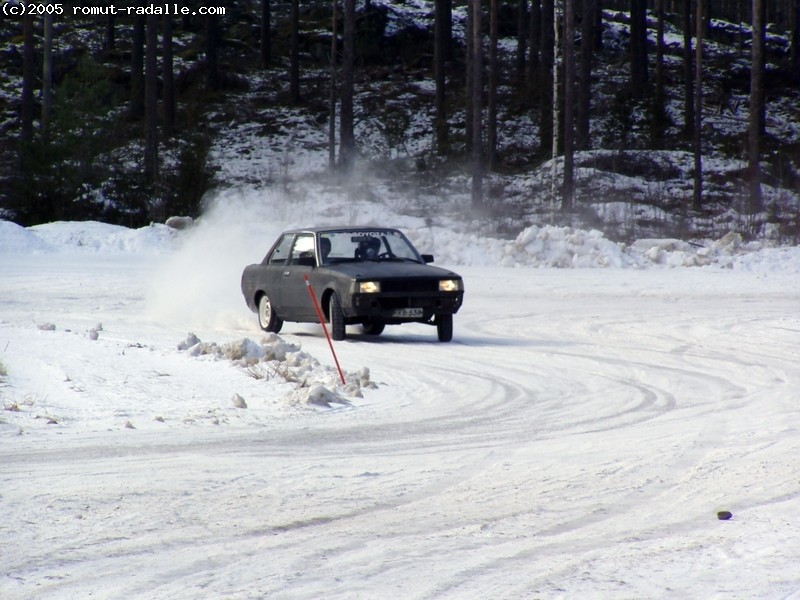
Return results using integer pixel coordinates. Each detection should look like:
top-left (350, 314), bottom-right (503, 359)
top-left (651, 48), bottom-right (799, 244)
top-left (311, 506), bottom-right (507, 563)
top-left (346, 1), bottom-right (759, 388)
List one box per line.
top-left (241, 227), bottom-right (464, 342)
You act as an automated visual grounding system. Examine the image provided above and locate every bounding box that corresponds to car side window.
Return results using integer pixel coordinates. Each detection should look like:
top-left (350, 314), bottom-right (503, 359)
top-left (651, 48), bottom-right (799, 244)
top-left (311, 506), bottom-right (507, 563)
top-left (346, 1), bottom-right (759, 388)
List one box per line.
top-left (268, 234), bottom-right (294, 265)
top-left (289, 234), bottom-right (315, 264)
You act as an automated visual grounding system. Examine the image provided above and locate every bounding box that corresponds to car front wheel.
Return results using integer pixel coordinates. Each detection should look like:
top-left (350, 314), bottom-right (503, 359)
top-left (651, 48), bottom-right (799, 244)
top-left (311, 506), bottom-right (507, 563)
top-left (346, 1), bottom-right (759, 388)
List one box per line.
top-left (258, 294), bottom-right (283, 333)
top-left (436, 314), bottom-right (453, 342)
top-left (329, 293), bottom-right (346, 341)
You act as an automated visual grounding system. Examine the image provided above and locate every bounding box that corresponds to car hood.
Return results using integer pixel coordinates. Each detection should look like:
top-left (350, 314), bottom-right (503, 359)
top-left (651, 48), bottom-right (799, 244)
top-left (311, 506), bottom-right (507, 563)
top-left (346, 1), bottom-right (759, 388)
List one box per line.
top-left (323, 261), bottom-right (461, 280)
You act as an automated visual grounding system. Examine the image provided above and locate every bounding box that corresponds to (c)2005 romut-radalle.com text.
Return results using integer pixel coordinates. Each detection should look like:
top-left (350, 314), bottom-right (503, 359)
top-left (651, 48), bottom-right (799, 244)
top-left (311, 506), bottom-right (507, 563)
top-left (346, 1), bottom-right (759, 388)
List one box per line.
top-left (2, 1), bottom-right (226, 17)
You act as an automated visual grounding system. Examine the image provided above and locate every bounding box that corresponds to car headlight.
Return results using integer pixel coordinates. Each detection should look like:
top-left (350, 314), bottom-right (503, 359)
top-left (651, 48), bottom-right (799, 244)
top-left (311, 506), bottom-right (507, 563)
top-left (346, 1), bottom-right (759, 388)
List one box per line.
top-left (358, 281), bottom-right (381, 293)
top-left (439, 279), bottom-right (462, 292)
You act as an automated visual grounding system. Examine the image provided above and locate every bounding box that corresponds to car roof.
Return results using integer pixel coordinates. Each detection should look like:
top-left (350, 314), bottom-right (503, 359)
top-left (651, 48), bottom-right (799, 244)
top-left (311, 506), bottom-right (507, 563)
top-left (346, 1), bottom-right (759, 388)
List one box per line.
top-left (281, 226), bottom-right (402, 235)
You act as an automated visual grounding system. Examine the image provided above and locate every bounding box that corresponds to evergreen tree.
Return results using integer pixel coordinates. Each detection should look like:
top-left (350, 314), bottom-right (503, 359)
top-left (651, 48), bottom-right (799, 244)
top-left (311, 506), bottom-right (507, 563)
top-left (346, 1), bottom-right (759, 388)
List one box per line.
top-left (563, 0), bottom-right (576, 211)
top-left (339, 0), bottom-right (356, 172)
top-left (748, 0), bottom-right (764, 212)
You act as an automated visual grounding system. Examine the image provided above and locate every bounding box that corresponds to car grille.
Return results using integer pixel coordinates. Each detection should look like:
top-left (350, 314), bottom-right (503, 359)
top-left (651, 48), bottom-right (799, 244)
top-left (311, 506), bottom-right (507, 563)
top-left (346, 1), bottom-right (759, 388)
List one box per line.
top-left (380, 278), bottom-right (438, 293)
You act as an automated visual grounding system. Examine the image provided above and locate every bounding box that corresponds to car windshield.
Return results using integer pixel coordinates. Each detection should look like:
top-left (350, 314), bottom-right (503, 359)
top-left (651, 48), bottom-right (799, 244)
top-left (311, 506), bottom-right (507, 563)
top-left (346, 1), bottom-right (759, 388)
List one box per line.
top-left (319, 229), bottom-right (422, 265)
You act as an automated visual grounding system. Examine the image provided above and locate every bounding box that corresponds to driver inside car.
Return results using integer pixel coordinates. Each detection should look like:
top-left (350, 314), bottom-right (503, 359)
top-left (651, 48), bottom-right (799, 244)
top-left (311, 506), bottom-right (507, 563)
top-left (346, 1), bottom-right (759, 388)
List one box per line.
top-left (356, 237), bottom-right (380, 260)
top-left (319, 236), bottom-right (332, 264)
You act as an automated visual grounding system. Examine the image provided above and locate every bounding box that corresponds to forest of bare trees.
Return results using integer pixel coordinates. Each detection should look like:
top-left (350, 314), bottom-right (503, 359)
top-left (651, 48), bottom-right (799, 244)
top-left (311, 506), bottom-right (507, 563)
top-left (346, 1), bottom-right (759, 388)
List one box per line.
top-left (3, 0), bottom-right (800, 237)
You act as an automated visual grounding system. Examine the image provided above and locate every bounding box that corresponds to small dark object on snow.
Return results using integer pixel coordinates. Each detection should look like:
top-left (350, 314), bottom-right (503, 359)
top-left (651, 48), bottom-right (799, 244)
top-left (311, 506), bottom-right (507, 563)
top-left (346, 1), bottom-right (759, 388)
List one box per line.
top-left (717, 511), bottom-right (733, 520)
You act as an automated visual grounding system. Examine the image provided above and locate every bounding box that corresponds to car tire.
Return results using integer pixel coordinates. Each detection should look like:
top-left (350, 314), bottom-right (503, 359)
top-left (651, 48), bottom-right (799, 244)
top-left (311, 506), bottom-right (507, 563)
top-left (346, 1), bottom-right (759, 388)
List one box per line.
top-left (436, 314), bottom-right (453, 342)
top-left (258, 293), bottom-right (283, 333)
top-left (362, 322), bottom-right (385, 336)
top-left (329, 293), bottom-right (346, 341)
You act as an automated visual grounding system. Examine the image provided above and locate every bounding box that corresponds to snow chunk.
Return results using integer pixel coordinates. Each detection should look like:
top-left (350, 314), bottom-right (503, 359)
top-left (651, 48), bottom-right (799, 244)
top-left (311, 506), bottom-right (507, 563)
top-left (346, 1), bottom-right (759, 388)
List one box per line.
top-left (301, 385), bottom-right (350, 408)
top-left (177, 333), bottom-right (201, 351)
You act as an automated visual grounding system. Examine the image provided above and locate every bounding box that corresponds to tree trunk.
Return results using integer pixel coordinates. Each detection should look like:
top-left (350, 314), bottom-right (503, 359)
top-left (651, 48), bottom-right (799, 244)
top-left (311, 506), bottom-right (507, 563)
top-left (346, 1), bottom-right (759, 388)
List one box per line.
top-left (339, 0), bottom-right (356, 172)
top-left (131, 16), bottom-right (145, 118)
top-left (594, 0), bottom-right (603, 51)
top-left (540, 0), bottom-right (554, 154)
top-left (563, 0), bottom-right (576, 212)
top-left (162, 16), bottom-right (175, 137)
top-left (577, 0), bottom-right (595, 150)
top-left (748, 0), bottom-right (764, 212)
top-left (693, 0), bottom-right (704, 211)
top-left (682, 0), bottom-right (694, 137)
top-left (517, 0), bottom-right (529, 85)
top-left (42, 15), bottom-right (53, 144)
top-left (144, 14), bottom-right (159, 186)
top-left (488, 0), bottom-right (499, 170)
top-left (261, 0), bottom-right (272, 67)
top-left (630, 0), bottom-right (648, 94)
top-left (434, 0), bottom-right (450, 155)
top-left (792, 0), bottom-right (800, 80)
top-left (290, 0), bottom-right (300, 104)
top-left (527, 0), bottom-right (541, 98)
top-left (443, 0), bottom-right (453, 61)
top-left (551, 0), bottom-right (559, 210)
top-left (470, 0), bottom-right (484, 207)
top-left (758, 0), bottom-right (766, 136)
top-left (655, 0), bottom-right (665, 124)
top-left (105, 16), bottom-right (115, 51)
top-left (329, 0), bottom-right (338, 170)
top-left (21, 14), bottom-right (34, 148)
top-left (466, 1), bottom-right (474, 154)
top-left (206, 15), bottom-right (219, 91)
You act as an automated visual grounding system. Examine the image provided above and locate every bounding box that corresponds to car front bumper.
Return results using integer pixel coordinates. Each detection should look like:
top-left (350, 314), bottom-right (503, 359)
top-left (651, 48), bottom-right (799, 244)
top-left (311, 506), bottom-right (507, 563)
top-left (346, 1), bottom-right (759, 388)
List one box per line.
top-left (348, 292), bottom-right (464, 322)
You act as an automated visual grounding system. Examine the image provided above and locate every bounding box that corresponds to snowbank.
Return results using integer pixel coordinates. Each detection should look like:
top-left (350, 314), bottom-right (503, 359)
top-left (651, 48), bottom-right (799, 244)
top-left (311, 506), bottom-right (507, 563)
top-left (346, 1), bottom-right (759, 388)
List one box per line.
top-left (0, 220), bottom-right (177, 255)
top-left (3, 217), bottom-right (799, 273)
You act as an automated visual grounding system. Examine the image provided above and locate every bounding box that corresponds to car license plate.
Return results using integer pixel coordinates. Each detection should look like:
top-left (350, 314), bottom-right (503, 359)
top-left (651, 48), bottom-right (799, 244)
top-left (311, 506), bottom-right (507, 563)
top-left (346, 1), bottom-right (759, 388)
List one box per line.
top-left (392, 308), bottom-right (423, 318)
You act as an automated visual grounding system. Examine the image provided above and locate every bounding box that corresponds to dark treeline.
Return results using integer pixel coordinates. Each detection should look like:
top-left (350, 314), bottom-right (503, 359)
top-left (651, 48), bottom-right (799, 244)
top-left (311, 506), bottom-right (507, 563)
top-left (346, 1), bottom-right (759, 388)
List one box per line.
top-left (2, 0), bottom-right (799, 231)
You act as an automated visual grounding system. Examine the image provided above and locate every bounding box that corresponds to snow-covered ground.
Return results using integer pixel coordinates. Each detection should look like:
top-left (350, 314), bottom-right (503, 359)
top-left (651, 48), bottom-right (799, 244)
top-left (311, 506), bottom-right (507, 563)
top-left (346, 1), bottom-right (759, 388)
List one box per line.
top-left (2, 202), bottom-right (800, 599)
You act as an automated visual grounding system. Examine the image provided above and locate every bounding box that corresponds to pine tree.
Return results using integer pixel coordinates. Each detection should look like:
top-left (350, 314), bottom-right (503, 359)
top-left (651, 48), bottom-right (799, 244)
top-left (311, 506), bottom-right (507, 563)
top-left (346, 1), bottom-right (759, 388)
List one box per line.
top-left (470, 0), bottom-right (484, 207)
top-left (339, 0), bottom-right (356, 172)
top-left (434, 0), bottom-right (451, 155)
top-left (261, 0), bottom-right (272, 67)
top-left (577, 0), bottom-right (595, 150)
top-left (693, 0), bottom-right (704, 210)
top-left (563, 0), bottom-right (576, 211)
top-left (144, 14), bottom-right (159, 186)
top-left (748, 0), bottom-right (764, 212)
top-left (290, 0), bottom-right (300, 104)
top-left (162, 16), bottom-right (175, 137)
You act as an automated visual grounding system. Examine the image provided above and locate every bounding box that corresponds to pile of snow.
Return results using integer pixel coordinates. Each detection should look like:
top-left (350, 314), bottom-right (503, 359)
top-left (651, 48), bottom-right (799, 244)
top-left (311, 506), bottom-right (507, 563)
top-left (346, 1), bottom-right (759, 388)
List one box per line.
top-left (413, 222), bottom-right (800, 272)
top-left (177, 332), bottom-right (375, 408)
top-left (0, 220), bottom-right (177, 255)
top-left (506, 226), bottom-right (633, 268)
top-left (0, 220), bottom-right (55, 253)
top-left (629, 231), bottom-right (800, 272)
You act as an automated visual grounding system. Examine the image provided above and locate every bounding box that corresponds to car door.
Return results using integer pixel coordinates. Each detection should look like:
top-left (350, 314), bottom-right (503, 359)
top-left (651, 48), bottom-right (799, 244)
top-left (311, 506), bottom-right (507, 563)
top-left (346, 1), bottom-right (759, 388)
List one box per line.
top-left (280, 233), bottom-right (317, 320)
top-left (260, 233), bottom-right (295, 315)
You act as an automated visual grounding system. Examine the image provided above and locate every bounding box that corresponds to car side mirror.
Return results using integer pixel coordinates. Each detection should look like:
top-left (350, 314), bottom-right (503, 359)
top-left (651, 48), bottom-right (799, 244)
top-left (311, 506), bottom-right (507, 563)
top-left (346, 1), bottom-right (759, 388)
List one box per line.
top-left (421, 254), bottom-right (434, 263)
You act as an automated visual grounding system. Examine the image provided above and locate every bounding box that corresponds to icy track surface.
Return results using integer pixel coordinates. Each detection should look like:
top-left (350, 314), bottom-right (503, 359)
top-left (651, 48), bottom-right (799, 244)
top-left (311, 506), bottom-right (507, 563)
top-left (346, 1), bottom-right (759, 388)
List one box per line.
top-left (2, 251), bottom-right (800, 598)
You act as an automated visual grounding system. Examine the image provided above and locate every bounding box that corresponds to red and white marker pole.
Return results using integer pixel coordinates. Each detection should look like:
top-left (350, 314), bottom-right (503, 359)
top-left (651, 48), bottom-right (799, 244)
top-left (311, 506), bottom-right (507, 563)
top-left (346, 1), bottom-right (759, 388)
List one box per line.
top-left (304, 275), bottom-right (346, 385)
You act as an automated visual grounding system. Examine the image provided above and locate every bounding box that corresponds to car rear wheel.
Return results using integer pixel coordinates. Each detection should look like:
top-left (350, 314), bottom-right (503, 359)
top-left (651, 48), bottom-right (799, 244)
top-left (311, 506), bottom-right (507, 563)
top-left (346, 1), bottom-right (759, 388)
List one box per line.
top-left (258, 294), bottom-right (283, 333)
top-left (436, 314), bottom-right (453, 342)
top-left (329, 293), bottom-right (346, 341)
top-left (361, 321), bottom-right (385, 336)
